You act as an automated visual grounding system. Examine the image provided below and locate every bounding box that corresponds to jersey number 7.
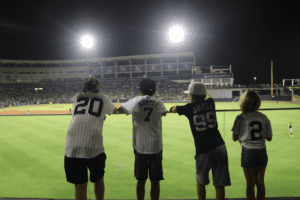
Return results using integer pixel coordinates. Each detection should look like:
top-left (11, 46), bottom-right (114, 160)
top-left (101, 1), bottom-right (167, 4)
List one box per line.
top-left (74, 97), bottom-right (103, 117)
top-left (144, 107), bottom-right (153, 122)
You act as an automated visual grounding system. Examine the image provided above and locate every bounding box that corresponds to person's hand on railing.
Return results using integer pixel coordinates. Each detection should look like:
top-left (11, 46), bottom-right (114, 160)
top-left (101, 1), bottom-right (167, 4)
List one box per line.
top-left (112, 107), bottom-right (118, 114)
top-left (118, 107), bottom-right (124, 114)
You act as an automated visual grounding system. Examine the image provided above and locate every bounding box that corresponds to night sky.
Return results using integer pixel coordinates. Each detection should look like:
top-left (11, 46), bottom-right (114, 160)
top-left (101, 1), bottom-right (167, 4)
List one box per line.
top-left (0, 0), bottom-right (299, 85)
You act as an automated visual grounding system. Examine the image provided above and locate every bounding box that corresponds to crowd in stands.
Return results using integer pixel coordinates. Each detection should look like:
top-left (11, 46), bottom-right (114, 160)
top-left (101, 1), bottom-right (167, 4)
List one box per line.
top-left (0, 80), bottom-right (188, 106)
top-left (0, 79), bottom-right (284, 107)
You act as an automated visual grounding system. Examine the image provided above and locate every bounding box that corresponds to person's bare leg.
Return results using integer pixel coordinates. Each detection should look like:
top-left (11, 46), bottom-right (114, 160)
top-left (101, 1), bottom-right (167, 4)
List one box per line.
top-left (215, 186), bottom-right (225, 200)
top-left (137, 180), bottom-right (147, 200)
top-left (150, 181), bottom-right (160, 200)
top-left (246, 185), bottom-right (255, 200)
top-left (94, 177), bottom-right (104, 200)
top-left (256, 167), bottom-right (266, 200)
top-left (243, 168), bottom-right (256, 200)
top-left (75, 182), bottom-right (88, 200)
top-left (197, 181), bottom-right (206, 200)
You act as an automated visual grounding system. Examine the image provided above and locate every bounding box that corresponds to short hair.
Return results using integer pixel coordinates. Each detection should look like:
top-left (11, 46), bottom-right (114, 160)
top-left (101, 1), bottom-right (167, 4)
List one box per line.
top-left (191, 95), bottom-right (206, 103)
top-left (239, 89), bottom-right (261, 112)
top-left (82, 78), bottom-right (100, 93)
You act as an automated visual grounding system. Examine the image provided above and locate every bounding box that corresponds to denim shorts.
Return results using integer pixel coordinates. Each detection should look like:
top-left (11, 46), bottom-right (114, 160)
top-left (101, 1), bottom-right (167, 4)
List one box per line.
top-left (241, 146), bottom-right (268, 168)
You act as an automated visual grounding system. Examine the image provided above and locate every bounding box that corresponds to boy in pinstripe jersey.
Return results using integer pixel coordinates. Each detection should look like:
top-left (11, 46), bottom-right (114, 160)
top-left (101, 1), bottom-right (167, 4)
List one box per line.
top-left (118, 77), bottom-right (168, 200)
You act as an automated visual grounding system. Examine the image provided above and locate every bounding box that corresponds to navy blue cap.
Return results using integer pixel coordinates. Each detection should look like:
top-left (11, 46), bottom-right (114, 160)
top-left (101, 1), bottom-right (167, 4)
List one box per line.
top-left (139, 78), bottom-right (156, 94)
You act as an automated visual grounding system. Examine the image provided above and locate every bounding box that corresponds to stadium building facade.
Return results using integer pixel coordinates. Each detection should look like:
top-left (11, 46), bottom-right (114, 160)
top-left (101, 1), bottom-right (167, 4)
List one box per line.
top-left (0, 52), bottom-right (292, 107)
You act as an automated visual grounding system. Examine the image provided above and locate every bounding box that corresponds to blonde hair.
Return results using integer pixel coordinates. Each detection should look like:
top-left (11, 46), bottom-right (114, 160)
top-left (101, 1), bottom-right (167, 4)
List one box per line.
top-left (239, 89), bottom-right (261, 112)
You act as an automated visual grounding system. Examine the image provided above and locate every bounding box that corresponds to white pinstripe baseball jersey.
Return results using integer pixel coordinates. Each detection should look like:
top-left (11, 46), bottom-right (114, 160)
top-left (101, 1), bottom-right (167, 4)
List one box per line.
top-left (231, 111), bottom-right (273, 149)
top-left (64, 91), bottom-right (116, 159)
top-left (120, 95), bottom-right (168, 154)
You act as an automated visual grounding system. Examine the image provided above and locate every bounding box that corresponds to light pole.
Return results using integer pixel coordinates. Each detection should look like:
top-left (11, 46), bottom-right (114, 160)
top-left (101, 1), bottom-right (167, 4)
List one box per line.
top-left (159, 19), bottom-right (194, 52)
top-left (77, 33), bottom-right (98, 80)
top-left (79, 34), bottom-right (96, 59)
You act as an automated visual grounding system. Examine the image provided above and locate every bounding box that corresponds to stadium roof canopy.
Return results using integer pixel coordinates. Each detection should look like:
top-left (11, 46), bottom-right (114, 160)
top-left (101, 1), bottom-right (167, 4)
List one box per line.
top-left (0, 52), bottom-right (194, 65)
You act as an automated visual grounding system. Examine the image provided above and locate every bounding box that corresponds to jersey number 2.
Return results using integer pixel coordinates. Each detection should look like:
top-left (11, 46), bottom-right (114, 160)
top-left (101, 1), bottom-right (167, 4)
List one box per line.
top-left (74, 97), bottom-right (103, 117)
top-left (250, 121), bottom-right (263, 141)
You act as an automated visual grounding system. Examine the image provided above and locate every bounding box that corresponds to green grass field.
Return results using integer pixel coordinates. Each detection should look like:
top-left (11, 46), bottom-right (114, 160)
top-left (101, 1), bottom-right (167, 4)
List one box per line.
top-left (0, 102), bottom-right (300, 199)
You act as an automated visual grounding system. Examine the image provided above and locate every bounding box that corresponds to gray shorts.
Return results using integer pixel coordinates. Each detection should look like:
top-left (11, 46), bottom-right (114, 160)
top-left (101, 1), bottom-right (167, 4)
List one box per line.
top-left (195, 144), bottom-right (268, 187)
top-left (195, 144), bottom-right (231, 187)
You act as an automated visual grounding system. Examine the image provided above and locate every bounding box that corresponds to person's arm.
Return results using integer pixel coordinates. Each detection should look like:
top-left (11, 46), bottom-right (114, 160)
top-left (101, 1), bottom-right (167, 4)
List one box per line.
top-left (104, 95), bottom-right (118, 116)
top-left (232, 132), bottom-right (239, 142)
top-left (231, 116), bottom-right (240, 142)
top-left (265, 119), bottom-right (273, 142)
top-left (160, 101), bottom-right (168, 117)
top-left (174, 105), bottom-right (189, 116)
top-left (118, 107), bottom-right (124, 114)
top-left (118, 97), bottom-right (139, 115)
top-left (112, 107), bottom-right (118, 114)
top-left (169, 105), bottom-right (178, 113)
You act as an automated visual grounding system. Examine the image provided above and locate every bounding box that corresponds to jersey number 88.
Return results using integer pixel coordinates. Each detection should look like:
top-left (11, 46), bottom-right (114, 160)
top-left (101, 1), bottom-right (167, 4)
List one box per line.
top-left (193, 111), bottom-right (217, 131)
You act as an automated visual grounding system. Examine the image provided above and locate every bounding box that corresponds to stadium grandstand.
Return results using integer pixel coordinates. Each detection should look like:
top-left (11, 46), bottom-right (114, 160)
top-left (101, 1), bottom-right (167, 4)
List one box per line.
top-left (0, 52), bottom-right (294, 108)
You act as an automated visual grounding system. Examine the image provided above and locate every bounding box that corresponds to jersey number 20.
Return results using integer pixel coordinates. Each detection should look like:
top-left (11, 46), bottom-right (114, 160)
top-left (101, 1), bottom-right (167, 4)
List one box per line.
top-left (74, 97), bottom-right (103, 117)
top-left (193, 111), bottom-right (217, 131)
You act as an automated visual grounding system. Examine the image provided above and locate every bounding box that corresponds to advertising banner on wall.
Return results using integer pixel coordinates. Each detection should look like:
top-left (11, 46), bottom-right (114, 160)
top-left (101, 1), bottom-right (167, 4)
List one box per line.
top-left (270, 95), bottom-right (292, 101)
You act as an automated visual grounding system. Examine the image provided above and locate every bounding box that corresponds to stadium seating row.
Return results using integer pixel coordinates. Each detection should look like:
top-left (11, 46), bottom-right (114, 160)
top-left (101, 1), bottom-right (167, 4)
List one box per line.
top-left (0, 80), bottom-right (241, 106)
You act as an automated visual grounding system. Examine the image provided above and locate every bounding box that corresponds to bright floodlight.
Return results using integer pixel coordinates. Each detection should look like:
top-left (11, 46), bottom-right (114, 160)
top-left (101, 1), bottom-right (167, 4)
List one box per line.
top-left (168, 25), bottom-right (185, 43)
top-left (80, 35), bottom-right (94, 49)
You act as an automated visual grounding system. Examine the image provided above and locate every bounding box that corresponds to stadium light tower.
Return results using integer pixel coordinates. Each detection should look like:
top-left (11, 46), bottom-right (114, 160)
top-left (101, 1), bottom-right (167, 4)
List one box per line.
top-left (75, 32), bottom-right (99, 59)
top-left (80, 35), bottom-right (94, 49)
top-left (168, 25), bottom-right (185, 44)
top-left (158, 19), bottom-right (193, 52)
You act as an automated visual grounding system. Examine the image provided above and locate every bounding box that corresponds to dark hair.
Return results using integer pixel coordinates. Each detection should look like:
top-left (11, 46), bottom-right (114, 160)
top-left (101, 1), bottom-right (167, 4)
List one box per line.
top-left (239, 89), bottom-right (261, 112)
top-left (82, 78), bottom-right (100, 93)
top-left (191, 95), bottom-right (206, 103)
